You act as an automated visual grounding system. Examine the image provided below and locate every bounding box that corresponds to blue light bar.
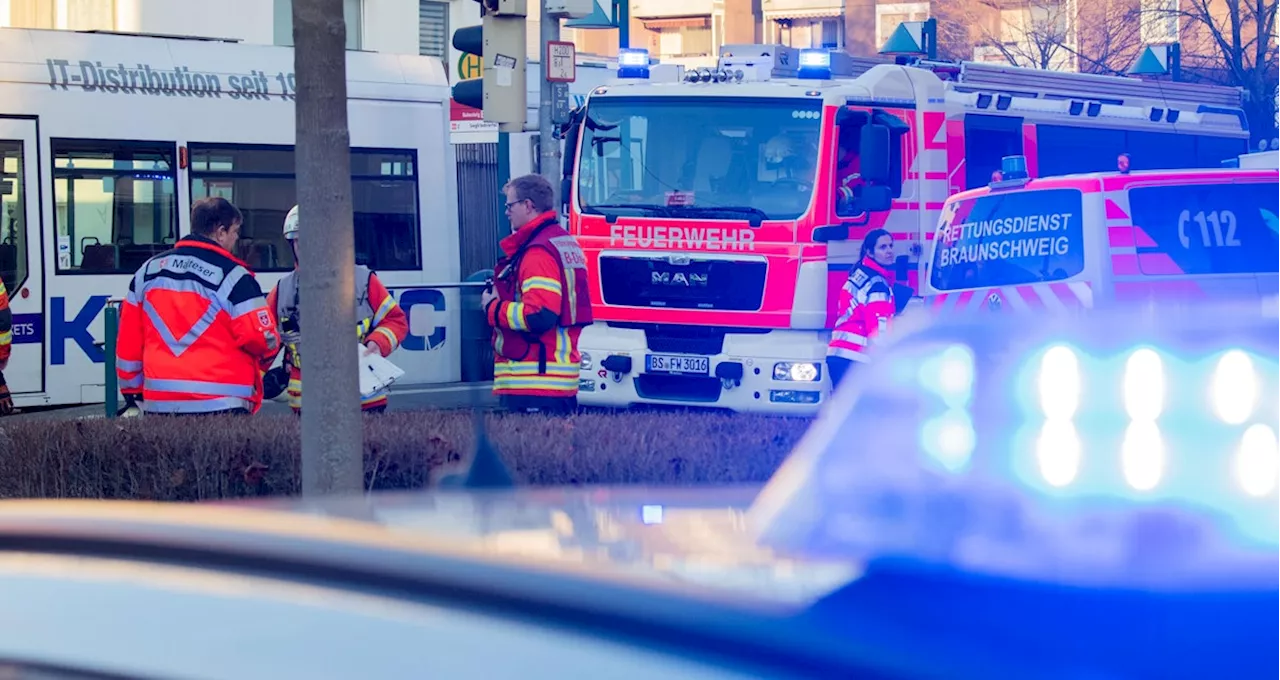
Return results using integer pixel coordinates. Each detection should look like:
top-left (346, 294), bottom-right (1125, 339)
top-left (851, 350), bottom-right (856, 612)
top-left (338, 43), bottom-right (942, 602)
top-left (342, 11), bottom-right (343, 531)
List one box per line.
top-left (617, 48), bottom-right (650, 79)
top-left (797, 49), bottom-right (832, 80)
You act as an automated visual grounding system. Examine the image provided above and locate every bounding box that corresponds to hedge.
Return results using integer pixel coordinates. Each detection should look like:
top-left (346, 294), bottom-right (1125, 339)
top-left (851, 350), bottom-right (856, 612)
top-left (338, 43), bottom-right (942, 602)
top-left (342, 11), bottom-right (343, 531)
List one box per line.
top-left (0, 410), bottom-right (813, 501)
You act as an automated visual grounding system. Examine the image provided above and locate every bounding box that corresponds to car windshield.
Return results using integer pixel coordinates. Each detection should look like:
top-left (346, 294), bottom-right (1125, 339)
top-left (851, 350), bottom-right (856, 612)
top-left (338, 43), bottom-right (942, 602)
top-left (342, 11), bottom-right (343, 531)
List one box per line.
top-left (576, 96), bottom-right (823, 221)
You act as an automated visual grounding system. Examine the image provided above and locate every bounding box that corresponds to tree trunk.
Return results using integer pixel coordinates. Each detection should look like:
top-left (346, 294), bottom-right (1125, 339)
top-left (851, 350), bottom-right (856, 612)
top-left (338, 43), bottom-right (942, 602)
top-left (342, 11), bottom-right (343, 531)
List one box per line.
top-left (291, 0), bottom-right (364, 496)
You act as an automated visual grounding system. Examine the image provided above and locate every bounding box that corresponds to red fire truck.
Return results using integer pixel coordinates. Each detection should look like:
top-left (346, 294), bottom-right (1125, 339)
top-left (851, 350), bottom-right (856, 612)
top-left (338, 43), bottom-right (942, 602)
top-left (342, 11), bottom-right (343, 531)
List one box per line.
top-left (560, 44), bottom-right (1251, 415)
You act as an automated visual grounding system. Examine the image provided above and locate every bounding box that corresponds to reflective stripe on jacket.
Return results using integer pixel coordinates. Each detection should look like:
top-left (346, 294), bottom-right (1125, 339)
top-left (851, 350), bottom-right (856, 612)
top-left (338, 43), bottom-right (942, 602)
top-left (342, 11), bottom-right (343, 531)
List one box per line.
top-left (827, 256), bottom-right (896, 363)
top-left (116, 235), bottom-right (280, 414)
top-left (488, 211), bottom-right (591, 398)
top-left (0, 278), bottom-right (11, 370)
top-left (266, 265), bottom-right (408, 412)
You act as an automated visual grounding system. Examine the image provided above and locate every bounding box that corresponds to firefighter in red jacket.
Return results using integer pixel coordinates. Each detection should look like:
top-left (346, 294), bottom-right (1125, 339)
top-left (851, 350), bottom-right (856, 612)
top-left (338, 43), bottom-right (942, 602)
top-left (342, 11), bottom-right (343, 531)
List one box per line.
top-left (481, 174), bottom-right (593, 414)
top-left (826, 228), bottom-right (897, 388)
top-left (116, 197), bottom-right (280, 415)
top-left (0, 276), bottom-right (13, 415)
top-left (264, 204), bottom-right (409, 414)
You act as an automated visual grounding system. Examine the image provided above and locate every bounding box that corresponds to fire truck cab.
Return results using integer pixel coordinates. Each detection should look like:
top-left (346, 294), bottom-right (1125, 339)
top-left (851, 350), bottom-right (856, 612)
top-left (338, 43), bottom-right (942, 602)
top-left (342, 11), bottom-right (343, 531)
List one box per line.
top-left (922, 156), bottom-right (1279, 315)
top-left (561, 44), bottom-right (1250, 416)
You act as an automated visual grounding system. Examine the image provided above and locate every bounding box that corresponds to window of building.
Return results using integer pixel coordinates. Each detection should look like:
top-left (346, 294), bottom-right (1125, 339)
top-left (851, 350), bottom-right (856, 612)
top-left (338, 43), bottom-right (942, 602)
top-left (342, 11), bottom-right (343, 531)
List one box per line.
top-left (5, 0), bottom-right (114, 30)
top-left (419, 0), bottom-right (448, 66)
top-left (0, 141), bottom-right (29, 294)
top-left (274, 0), bottom-right (362, 50)
top-left (51, 139), bottom-right (177, 275)
top-left (1140, 0), bottom-right (1179, 44)
top-left (875, 2), bottom-right (929, 49)
top-left (643, 18), bottom-right (713, 58)
top-left (188, 144), bottom-right (421, 273)
top-left (771, 17), bottom-right (842, 49)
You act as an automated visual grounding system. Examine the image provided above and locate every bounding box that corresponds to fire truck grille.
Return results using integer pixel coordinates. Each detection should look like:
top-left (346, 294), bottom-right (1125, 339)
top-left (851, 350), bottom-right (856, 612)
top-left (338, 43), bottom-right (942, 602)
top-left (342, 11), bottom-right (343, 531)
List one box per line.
top-left (599, 256), bottom-right (766, 311)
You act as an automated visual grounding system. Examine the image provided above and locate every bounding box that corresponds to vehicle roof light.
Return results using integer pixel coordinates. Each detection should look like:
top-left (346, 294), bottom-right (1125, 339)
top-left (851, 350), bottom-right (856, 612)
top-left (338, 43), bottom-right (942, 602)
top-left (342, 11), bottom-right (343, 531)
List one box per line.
top-left (797, 49), bottom-right (833, 80)
top-left (617, 48), bottom-right (650, 79)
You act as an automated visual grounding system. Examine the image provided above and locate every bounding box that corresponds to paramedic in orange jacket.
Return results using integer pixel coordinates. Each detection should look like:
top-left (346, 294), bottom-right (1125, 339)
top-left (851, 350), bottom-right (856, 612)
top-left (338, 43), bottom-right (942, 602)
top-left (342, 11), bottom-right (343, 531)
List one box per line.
top-left (826, 228), bottom-right (897, 388)
top-left (481, 174), bottom-right (593, 414)
top-left (116, 197), bottom-right (281, 415)
top-left (0, 277), bottom-right (13, 415)
top-left (264, 205), bottom-right (409, 414)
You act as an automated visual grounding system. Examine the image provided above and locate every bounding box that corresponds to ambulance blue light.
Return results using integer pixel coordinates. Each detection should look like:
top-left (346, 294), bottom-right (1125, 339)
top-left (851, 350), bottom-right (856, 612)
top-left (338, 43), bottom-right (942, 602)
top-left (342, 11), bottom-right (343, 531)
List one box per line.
top-left (1001, 154), bottom-right (1029, 180)
top-left (797, 49), bottom-right (832, 80)
top-left (617, 48), bottom-right (650, 79)
top-left (749, 299), bottom-right (1280, 590)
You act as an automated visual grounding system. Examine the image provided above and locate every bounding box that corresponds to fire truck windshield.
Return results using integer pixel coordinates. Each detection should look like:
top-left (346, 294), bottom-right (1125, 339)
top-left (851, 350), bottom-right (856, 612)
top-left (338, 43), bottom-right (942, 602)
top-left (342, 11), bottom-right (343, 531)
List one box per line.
top-left (575, 96), bottom-right (823, 222)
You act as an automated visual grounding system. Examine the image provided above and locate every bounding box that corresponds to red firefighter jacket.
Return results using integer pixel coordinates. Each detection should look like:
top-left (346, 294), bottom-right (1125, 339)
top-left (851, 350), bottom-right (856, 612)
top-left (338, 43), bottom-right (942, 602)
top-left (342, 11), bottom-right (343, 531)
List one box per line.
top-left (486, 211), bottom-right (593, 398)
top-left (116, 235), bottom-right (280, 414)
top-left (264, 265), bottom-right (409, 412)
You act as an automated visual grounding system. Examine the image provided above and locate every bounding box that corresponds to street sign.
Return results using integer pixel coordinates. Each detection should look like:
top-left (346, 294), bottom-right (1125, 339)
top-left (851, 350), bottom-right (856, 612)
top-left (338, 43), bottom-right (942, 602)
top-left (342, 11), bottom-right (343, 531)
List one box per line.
top-left (546, 41), bottom-right (576, 82)
top-left (551, 81), bottom-right (571, 125)
top-left (457, 53), bottom-right (483, 80)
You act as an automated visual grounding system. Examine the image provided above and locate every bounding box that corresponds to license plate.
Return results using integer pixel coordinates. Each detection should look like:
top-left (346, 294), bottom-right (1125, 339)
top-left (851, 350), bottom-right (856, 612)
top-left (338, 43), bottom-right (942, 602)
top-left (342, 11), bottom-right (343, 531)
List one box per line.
top-left (646, 354), bottom-right (710, 375)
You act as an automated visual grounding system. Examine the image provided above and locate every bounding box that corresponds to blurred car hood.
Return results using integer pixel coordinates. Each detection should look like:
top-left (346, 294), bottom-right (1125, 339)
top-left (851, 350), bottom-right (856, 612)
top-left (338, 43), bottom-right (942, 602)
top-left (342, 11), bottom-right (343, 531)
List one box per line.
top-left (222, 484), bottom-right (862, 609)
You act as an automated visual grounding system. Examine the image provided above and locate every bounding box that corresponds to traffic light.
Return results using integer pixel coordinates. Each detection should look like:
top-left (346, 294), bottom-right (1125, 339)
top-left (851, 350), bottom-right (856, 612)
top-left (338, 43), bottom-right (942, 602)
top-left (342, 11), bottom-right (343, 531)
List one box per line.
top-left (451, 0), bottom-right (528, 132)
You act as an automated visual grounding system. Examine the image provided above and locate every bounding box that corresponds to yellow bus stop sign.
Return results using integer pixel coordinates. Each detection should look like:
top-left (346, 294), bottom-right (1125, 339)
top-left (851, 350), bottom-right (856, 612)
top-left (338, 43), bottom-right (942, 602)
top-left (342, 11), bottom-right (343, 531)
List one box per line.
top-left (457, 53), bottom-right (483, 80)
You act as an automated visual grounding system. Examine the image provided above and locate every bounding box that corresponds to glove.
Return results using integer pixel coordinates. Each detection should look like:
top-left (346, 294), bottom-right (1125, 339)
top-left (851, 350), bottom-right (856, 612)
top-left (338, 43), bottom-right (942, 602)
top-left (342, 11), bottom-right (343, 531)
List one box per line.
top-left (0, 384), bottom-right (12, 416)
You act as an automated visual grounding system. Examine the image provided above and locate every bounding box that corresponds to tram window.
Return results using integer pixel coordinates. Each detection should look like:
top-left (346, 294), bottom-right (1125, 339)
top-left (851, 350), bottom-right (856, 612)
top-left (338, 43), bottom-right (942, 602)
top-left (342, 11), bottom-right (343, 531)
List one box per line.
top-left (0, 141), bottom-right (28, 293)
top-left (188, 145), bottom-right (421, 273)
top-left (51, 139), bottom-right (178, 275)
top-left (190, 144), bottom-right (298, 272)
top-left (352, 149), bottom-right (420, 272)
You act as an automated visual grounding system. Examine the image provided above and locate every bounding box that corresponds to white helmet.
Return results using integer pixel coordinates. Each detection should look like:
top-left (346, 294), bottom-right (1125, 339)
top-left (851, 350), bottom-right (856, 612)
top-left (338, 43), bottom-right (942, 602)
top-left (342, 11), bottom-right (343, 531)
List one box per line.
top-left (283, 205), bottom-right (300, 241)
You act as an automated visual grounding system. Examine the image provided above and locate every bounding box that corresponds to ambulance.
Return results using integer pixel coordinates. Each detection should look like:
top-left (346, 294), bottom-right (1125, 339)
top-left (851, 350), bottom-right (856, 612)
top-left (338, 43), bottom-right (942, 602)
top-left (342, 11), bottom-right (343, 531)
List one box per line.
top-left (563, 43), bottom-right (1252, 415)
top-left (922, 156), bottom-right (1280, 315)
top-left (0, 26), bottom-right (463, 411)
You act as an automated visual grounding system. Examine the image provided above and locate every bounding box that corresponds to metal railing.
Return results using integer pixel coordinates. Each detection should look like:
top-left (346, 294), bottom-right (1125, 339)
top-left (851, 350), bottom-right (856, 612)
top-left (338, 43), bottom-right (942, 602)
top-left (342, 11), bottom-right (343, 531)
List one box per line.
top-left (99, 275), bottom-right (494, 418)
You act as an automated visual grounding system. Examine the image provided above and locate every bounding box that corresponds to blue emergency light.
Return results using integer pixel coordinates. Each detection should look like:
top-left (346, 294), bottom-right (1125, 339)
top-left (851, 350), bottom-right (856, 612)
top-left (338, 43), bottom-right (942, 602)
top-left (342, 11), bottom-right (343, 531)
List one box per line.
top-left (748, 299), bottom-right (1279, 678)
top-left (797, 49), bottom-right (832, 80)
top-left (617, 48), bottom-right (650, 79)
top-left (1001, 154), bottom-right (1029, 180)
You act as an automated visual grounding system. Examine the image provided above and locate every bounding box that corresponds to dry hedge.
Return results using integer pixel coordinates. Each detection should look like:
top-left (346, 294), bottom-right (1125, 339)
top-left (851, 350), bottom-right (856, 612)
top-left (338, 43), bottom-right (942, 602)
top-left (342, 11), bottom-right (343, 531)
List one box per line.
top-left (0, 410), bottom-right (812, 500)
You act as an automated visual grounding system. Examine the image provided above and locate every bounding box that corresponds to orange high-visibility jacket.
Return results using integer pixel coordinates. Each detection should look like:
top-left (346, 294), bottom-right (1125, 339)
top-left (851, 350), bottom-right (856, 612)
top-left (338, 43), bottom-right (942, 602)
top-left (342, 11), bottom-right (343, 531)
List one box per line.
top-left (116, 235), bottom-right (280, 414)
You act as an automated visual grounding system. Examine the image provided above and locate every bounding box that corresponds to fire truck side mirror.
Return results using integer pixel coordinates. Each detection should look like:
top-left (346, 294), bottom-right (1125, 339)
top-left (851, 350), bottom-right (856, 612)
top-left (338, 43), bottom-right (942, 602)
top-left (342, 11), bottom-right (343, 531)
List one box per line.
top-left (860, 124), bottom-right (891, 184)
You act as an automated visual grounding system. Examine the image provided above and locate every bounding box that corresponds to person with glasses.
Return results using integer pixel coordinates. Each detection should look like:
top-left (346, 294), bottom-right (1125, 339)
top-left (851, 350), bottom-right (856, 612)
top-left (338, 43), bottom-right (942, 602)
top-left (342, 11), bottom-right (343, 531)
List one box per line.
top-left (480, 174), bottom-right (593, 414)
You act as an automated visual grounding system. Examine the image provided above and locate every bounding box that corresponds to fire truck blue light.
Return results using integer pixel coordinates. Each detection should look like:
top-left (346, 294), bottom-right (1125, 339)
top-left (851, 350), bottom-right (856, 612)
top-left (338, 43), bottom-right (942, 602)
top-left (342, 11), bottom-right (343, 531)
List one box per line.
top-left (1236, 424), bottom-right (1279, 497)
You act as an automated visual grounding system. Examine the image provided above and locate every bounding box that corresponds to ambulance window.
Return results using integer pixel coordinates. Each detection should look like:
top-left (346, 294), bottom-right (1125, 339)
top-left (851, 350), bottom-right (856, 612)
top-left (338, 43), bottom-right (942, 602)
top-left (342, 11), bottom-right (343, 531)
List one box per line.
top-left (0, 141), bottom-right (27, 294)
top-left (930, 188), bottom-right (1085, 291)
top-left (1127, 181), bottom-right (1280, 275)
top-left (188, 145), bottom-right (421, 273)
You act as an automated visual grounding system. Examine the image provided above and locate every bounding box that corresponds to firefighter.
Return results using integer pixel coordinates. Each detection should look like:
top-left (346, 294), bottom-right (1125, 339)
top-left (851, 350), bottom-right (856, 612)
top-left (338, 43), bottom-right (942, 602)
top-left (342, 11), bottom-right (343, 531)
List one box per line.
top-left (481, 174), bottom-right (593, 414)
top-left (826, 228), bottom-right (897, 389)
top-left (0, 276), bottom-right (13, 415)
top-left (265, 204), bottom-right (409, 415)
top-left (116, 197), bottom-right (280, 415)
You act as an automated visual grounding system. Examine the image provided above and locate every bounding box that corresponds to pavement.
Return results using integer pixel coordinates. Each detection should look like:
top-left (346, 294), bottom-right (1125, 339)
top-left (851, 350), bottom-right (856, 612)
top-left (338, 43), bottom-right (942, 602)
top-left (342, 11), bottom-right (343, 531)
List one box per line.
top-left (5, 382), bottom-right (499, 421)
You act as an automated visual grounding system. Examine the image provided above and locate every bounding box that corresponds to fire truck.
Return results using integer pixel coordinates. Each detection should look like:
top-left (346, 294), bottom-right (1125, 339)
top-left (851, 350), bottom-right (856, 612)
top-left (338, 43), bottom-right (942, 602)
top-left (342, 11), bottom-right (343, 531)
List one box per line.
top-left (561, 43), bottom-right (1251, 415)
